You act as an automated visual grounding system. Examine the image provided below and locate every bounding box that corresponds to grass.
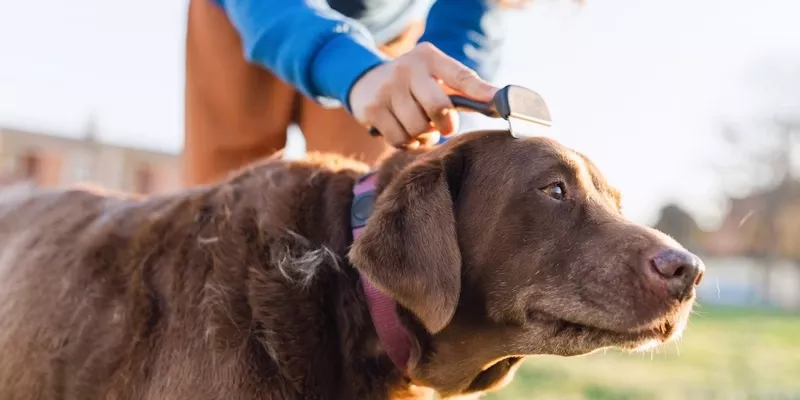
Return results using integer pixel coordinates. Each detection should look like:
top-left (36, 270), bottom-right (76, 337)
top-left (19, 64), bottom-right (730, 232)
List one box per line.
top-left (484, 305), bottom-right (800, 400)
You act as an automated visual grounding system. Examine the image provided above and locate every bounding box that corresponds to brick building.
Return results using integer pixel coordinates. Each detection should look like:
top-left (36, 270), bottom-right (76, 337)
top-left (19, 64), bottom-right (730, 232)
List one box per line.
top-left (700, 177), bottom-right (800, 261)
top-left (0, 125), bottom-right (180, 195)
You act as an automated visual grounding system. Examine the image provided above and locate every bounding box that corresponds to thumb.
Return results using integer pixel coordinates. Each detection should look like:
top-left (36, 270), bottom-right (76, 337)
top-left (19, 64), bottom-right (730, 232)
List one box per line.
top-left (426, 49), bottom-right (497, 101)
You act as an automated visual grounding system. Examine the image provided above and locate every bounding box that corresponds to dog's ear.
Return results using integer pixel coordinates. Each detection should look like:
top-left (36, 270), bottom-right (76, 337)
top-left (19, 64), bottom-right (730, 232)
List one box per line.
top-left (349, 149), bottom-right (465, 334)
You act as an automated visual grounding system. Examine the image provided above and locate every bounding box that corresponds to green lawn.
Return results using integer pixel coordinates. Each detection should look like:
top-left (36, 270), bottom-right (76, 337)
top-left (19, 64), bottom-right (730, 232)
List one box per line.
top-left (485, 305), bottom-right (800, 400)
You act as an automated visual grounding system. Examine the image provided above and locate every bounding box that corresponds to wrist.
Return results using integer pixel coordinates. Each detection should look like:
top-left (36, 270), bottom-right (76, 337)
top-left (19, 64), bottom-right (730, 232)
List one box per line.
top-left (309, 33), bottom-right (388, 113)
top-left (346, 62), bottom-right (385, 113)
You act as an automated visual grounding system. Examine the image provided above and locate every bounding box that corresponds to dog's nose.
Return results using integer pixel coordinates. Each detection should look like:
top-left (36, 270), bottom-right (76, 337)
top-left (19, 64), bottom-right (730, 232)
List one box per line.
top-left (647, 248), bottom-right (705, 300)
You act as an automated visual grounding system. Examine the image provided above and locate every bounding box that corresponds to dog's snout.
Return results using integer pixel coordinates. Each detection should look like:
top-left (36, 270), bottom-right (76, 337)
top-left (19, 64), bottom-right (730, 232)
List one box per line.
top-left (647, 248), bottom-right (705, 299)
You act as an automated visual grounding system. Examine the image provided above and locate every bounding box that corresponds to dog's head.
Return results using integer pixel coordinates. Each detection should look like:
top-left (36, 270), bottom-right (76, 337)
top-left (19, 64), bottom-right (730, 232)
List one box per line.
top-left (348, 130), bottom-right (704, 398)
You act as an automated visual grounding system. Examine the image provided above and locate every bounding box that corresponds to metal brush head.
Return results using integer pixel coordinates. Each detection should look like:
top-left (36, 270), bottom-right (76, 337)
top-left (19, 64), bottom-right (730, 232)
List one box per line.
top-left (491, 85), bottom-right (553, 138)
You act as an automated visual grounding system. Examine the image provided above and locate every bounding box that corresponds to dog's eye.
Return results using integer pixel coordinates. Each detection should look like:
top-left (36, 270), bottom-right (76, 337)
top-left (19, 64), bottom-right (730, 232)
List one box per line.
top-left (541, 182), bottom-right (566, 200)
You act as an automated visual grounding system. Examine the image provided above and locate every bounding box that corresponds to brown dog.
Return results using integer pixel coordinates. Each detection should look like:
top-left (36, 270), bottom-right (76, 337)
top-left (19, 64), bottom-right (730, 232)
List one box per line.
top-left (0, 130), bottom-right (704, 399)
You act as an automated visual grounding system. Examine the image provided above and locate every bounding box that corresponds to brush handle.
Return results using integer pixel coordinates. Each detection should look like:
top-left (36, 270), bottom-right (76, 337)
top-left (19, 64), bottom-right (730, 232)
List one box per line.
top-left (367, 95), bottom-right (498, 137)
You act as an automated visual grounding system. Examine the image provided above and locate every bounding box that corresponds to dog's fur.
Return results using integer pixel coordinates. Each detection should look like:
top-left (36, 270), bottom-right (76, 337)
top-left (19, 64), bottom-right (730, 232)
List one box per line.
top-left (0, 131), bottom-right (703, 399)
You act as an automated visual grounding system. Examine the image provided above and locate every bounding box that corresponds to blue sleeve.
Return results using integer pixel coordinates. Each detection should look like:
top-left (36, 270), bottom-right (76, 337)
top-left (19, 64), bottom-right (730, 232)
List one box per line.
top-left (418, 0), bottom-right (507, 80)
top-left (216, 0), bottom-right (387, 109)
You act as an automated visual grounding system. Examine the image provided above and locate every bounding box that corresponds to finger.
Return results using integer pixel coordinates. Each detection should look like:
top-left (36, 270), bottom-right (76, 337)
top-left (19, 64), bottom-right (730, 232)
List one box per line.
top-left (390, 89), bottom-right (433, 137)
top-left (404, 139), bottom-right (421, 151)
top-left (445, 110), bottom-right (460, 137)
top-left (371, 108), bottom-right (411, 148)
top-left (409, 74), bottom-right (455, 136)
top-left (415, 131), bottom-right (441, 148)
top-left (418, 43), bottom-right (498, 101)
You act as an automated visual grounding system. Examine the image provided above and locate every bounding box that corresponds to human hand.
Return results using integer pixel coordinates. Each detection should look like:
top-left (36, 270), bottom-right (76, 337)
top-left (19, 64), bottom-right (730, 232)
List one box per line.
top-left (348, 42), bottom-right (498, 149)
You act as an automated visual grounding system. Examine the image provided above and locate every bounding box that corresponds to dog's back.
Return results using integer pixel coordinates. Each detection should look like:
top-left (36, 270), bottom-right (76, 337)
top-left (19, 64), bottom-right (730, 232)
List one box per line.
top-left (0, 183), bottom-right (258, 399)
top-left (0, 185), bottom-right (130, 398)
top-left (0, 182), bottom-right (244, 398)
top-left (0, 155), bottom-right (374, 400)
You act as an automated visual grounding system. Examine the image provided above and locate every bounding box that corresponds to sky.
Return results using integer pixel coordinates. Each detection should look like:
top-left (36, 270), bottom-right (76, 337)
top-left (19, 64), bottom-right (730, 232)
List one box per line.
top-left (0, 0), bottom-right (798, 226)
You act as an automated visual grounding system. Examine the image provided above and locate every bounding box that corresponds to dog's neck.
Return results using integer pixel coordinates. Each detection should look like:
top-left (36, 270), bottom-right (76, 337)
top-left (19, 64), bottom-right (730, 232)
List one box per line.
top-left (232, 151), bottom-right (429, 395)
top-left (227, 153), bottom-right (428, 397)
top-left (352, 171), bottom-right (414, 375)
top-left (350, 150), bottom-right (426, 376)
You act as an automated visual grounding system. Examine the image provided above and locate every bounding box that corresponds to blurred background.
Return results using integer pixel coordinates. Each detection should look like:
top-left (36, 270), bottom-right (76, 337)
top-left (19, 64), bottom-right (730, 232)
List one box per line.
top-left (1, 0), bottom-right (798, 399)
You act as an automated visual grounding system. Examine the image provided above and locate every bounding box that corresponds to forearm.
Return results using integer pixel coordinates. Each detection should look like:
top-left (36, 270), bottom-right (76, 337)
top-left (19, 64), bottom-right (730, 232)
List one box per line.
top-left (417, 0), bottom-right (508, 80)
top-left (216, 0), bottom-right (387, 108)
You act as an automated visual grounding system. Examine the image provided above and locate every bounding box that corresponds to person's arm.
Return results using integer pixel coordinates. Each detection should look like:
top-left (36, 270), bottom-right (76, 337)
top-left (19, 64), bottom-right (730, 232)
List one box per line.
top-left (216, 0), bottom-right (387, 109)
top-left (417, 0), bottom-right (507, 80)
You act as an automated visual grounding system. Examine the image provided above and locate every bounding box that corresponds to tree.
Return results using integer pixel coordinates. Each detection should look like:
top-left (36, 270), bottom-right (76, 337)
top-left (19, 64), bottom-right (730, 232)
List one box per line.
top-left (711, 56), bottom-right (800, 302)
top-left (653, 203), bottom-right (701, 253)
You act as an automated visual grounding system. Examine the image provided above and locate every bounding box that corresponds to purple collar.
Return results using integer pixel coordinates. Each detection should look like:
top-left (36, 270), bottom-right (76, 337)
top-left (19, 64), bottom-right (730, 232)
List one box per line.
top-left (350, 136), bottom-right (450, 374)
top-left (351, 172), bottom-right (413, 374)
